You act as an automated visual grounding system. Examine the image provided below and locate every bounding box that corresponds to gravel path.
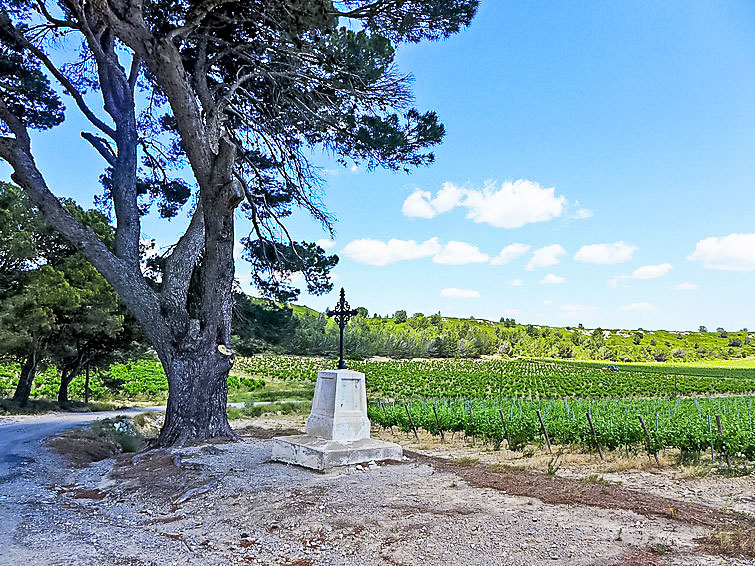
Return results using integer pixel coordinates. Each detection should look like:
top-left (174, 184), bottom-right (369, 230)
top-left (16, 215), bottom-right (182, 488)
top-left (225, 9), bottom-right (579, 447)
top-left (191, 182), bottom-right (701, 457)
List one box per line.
top-left (0, 413), bottom-right (753, 565)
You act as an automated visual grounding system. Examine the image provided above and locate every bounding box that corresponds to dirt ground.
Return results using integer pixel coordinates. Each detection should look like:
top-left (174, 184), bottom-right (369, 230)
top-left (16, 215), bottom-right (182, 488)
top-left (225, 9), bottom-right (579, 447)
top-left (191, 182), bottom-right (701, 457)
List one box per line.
top-left (3, 411), bottom-right (755, 566)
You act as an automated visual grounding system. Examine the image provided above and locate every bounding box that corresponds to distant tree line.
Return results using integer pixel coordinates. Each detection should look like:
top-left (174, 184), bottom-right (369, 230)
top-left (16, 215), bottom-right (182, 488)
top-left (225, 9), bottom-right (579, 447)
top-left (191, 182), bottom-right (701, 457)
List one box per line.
top-left (231, 300), bottom-right (755, 362)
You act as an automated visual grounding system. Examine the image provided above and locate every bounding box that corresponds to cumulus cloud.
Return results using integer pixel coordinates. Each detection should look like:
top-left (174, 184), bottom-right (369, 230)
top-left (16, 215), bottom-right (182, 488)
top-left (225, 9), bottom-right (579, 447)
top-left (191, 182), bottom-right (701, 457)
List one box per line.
top-left (402, 182), bottom-right (465, 219)
top-left (632, 263), bottom-right (673, 279)
top-left (433, 241), bottom-right (489, 265)
top-left (510, 278), bottom-right (524, 287)
top-left (315, 238), bottom-right (337, 251)
top-left (342, 237), bottom-right (440, 266)
top-left (342, 237), bottom-right (489, 266)
top-left (671, 282), bottom-right (698, 291)
top-left (688, 233), bottom-right (755, 271)
top-left (402, 179), bottom-right (569, 229)
top-left (540, 274), bottom-right (566, 285)
top-left (401, 190), bottom-right (436, 218)
top-left (619, 302), bottom-right (655, 312)
top-left (491, 243), bottom-right (530, 265)
top-left (440, 287), bottom-right (480, 299)
top-left (527, 244), bottom-right (566, 270)
top-left (571, 207), bottom-right (594, 220)
top-left (574, 241), bottom-right (637, 264)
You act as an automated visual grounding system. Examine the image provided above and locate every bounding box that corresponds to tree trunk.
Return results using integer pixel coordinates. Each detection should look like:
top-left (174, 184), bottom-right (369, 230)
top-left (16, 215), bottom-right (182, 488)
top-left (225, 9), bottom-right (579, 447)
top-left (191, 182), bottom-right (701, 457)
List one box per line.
top-left (58, 357), bottom-right (83, 406)
top-left (12, 351), bottom-right (37, 406)
top-left (57, 371), bottom-right (73, 406)
top-left (157, 344), bottom-right (236, 446)
top-left (84, 364), bottom-right (90, 405)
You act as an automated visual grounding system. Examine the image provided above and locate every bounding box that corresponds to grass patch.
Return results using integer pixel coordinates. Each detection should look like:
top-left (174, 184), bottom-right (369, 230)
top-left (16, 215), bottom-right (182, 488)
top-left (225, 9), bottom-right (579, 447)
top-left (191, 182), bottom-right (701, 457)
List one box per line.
top-left (704, 525), bottom-right (755, 557)
top-left (227, 380), bottom-right (314, 404)
top-left (227, 401), bottom-right (311, 420)
top-left (583, 474), bottom-right (611, 485)
top-left (0, 398), bottom-right (121, 415)
top-left (47, 416), bottom-right (147, 466)
top-left (452, 456), bottom-right (480, 467)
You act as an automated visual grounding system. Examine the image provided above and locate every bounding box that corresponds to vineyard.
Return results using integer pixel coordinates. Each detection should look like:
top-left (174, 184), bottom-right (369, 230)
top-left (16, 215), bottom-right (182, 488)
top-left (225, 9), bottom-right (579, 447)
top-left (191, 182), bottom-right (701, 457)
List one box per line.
top-left (237, 355), bottom-right (755, 462)
top-left (235, 355), bottom-right (755, 399)
top-left (369, 396), bottom-right (755, 463)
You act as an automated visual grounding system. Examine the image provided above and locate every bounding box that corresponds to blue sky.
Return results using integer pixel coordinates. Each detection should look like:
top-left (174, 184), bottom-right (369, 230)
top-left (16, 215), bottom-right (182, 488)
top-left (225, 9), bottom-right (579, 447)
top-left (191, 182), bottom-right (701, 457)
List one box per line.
top-left (6, 2), bottom-right (755, 331)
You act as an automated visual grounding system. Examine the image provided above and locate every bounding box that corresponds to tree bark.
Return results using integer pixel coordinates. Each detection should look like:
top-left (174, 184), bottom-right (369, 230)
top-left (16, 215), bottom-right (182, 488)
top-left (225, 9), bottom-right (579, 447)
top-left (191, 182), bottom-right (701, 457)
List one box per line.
top-left (157, 343), bottom-right (236, 446)
top-left (57, 368), bottom-right (79, 406)
top-left (12, 351), bottom-right (37, 406)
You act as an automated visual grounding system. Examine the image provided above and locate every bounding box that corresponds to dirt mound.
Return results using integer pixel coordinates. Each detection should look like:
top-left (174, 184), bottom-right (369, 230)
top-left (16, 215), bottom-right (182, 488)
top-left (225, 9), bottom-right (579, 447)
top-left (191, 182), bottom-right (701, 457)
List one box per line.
top-left (46, 429), bottom-right (120, 467)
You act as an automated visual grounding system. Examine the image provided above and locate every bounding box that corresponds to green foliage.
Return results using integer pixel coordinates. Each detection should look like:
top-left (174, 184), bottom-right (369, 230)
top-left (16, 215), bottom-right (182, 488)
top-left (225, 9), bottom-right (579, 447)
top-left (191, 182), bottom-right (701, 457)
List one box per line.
top-left (104, 360), bottom-right (168, 397)
top-left (90, 417), bottom-right (147, 453)
top-left (370, 395), bottom-right (755, 462)
top-left (0, 17), bottom-right (65, 131)
top-left (236, 355), bottom-right (755, 400)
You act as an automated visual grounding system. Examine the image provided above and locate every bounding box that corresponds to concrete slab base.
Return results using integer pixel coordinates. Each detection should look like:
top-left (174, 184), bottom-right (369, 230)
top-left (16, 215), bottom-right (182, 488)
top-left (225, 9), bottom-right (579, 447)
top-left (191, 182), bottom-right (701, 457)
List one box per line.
top-left (271, 435), bottom-right (403, 471)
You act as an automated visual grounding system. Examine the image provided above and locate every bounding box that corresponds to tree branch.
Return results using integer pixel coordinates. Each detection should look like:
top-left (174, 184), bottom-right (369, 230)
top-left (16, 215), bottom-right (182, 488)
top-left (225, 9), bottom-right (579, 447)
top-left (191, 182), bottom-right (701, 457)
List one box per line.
top-left (81, 132), bottom-right (116, 166)
top-left (12, 20), bottom-right (117, 139)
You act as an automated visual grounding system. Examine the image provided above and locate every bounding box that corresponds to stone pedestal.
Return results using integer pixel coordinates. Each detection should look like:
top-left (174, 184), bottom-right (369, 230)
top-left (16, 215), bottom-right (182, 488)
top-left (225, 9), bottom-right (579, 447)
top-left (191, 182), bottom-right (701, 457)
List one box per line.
top-left (272, 369), bottom-right (402, 470)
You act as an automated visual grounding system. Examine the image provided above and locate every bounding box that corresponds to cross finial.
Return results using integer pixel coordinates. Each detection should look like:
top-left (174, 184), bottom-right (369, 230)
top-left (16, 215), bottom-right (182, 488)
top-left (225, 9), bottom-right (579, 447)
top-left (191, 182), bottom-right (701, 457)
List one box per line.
top-left (326, 287), bottom-right (359, 369)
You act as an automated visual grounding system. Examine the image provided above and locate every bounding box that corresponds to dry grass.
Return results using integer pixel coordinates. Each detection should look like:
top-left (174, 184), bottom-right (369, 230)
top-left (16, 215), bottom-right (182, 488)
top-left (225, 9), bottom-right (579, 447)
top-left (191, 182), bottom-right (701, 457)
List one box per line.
top-left (700, 524), bottom-right (755, 557)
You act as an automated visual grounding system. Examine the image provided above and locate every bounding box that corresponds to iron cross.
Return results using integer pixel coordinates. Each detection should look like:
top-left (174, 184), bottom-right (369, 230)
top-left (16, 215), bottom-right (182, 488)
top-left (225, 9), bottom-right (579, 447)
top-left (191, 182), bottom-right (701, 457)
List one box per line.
top-left (326, 288), bottom-right (359, 369)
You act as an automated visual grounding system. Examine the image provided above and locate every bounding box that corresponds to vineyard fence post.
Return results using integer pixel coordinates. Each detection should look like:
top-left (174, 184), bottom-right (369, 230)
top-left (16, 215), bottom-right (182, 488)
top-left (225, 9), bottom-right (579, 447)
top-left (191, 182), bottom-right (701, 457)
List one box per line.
top-left (715, 414), bottom-right (731, 468)
top-left (707, 414), bottom-right (714, 461)
top-left (432, 404), bottom-right (445, 442)
top-left (536, 409), bottom-right (553, 455)
top-left (637, 414), bottom-right (660, 466)
top-left (586, 411), bottom-right (604, 460)
top-left (498, 409), bottom-right (511, 450)
top-left (405, 404), bottom-right (419, 442)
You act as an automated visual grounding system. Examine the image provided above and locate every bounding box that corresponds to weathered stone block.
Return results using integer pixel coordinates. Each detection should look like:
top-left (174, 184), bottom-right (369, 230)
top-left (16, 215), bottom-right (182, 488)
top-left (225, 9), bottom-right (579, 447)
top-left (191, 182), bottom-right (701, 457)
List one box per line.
top-left (305, 370), bottom-right (370, 441)
top-left (271, 369), bottom-right (402, 469)
top-left (271, 435), bottom-right (403, 470)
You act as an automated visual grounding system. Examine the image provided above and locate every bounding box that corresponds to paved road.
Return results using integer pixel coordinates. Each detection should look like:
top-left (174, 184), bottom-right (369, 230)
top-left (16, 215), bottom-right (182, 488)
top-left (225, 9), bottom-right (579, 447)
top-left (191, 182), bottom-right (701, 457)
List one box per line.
top-left (0, 408), bottom-right (159, 484)
top-left (0, 408), bottom-right (169, 565)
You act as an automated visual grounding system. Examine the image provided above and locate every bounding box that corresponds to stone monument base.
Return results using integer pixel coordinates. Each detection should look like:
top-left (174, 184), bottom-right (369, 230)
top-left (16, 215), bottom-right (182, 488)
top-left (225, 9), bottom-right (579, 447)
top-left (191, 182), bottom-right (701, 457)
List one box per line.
top-left (271, 435), bottom-right (403, 471)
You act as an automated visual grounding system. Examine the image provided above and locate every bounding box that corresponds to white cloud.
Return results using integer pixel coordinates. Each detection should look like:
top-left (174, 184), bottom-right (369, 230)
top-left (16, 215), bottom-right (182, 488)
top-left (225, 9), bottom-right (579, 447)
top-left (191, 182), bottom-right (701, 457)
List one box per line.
top-left (619, 302), bottom-right (655, 312)
top-left (402, 179), bottom-right (569, 229)
top-left (608, 274), bottom-right (629, 288)
top-left (402, 182), bottom-right (465, 219)
top-left (671, 282), bottom-right (698, 291)
top-left (540, 274), bottom-right (566, 285)
top-left (401, 190), bottom-right (436, 219)
top-left (572, 207), bottom-right (594, 220)
top-left (504, 308), bottom-right (521, 316)
top-left (350, 164), bottom-right (359, 173)
top-left (510, 278), bottom-right (523, 287)
top-left (342, 237), bottom-right (490, 266)
top-left (491, 243), bottom-right (530, 265)
top-left (342, 237), bottom-right (440, 266)
top-left (561, 304), bottom-right (598, 313)
top-left (433, 241), bottom-right (489, 265)
top-left (574, 241), bottom-right (637, 264)
top-left (527, 244), bottom-right (566, 270)
top-left (440, 287), bottom-right (480, 299)
top-left (543, 299), bottom-right (554, 305)
top-left (315, 238), bottom-right (337, 251)
top-left (688, 233), bottom-right (755, 271)
top-left (632, 263), bottom-right (673, 279)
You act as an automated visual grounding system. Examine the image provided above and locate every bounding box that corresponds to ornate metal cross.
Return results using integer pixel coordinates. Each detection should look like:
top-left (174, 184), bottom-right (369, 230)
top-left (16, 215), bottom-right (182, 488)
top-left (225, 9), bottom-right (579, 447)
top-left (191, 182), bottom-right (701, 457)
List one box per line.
top-left (326, 287), bottom-right (359, 369)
